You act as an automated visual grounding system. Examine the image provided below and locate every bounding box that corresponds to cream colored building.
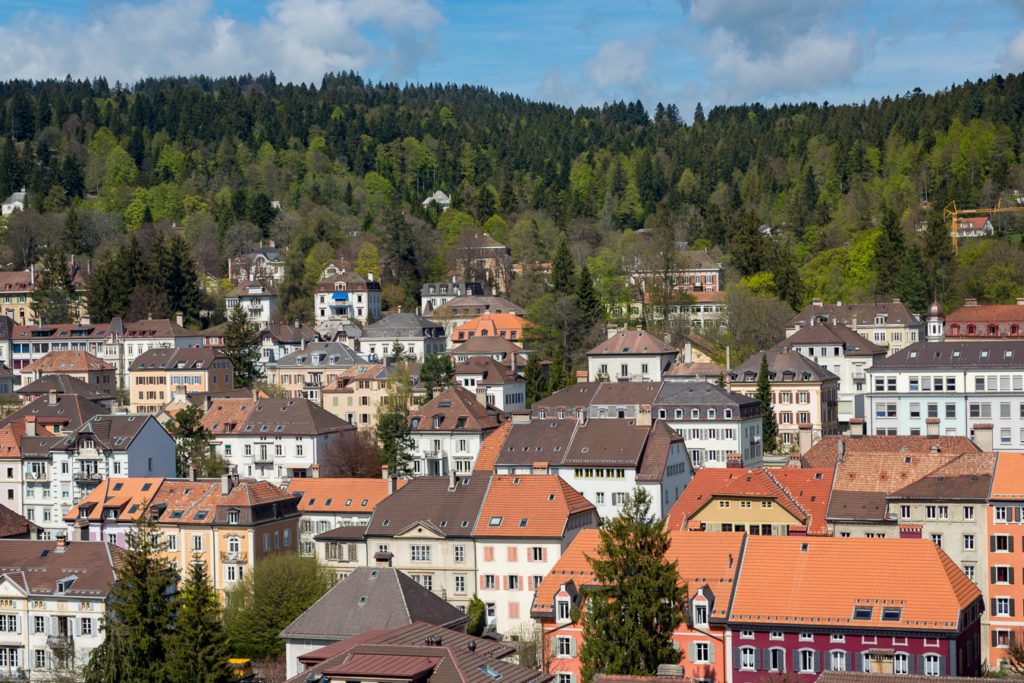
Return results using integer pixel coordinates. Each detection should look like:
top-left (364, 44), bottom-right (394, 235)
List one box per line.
top-left (786, 299), bottom-right (923, 355)
top-left (128, 347), bottom-right (234, 414)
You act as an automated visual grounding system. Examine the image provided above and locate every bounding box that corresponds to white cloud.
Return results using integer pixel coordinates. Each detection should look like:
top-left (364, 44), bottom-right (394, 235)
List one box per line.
top-left (585, 40), bottom-right (650, 90)
top-left (1002, 29), bottom-right (1024, 72)
top-left (0, 0), bottom-right (443, 84)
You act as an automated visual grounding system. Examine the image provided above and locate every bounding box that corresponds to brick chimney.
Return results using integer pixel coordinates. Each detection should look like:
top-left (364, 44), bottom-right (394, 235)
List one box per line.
top-left (25, 415), bottom-right (36, 437)
top-left (310, 464), bottom-right (320, 479)
top-left (636, 405), bottom-right (652, 427)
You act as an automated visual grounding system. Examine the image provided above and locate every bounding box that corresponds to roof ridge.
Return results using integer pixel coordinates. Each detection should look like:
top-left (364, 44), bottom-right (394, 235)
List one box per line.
top-left (763, 469), bottom-right (810, 522)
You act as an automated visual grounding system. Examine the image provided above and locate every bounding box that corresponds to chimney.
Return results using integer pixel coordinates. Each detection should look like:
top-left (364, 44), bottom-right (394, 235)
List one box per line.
top-left (606, 324), bottom-right (619, 340)
top-left (381, 464), bottom-right (390, 480)
top-left (388, 475), bottom-right (397, 495)
top-left (837, 438), bottom-right (845, 463)
top-left (1017, 297), bottom-right (1024, 306)
top-left (81, 313), bottom-right (90, 325)
top-left (797, 424), bottom-right (813, 455)
top-left (448, 470), bottom-right (457, 491)
top-left (475, 387), bottom-right (489, 407)
top-left (787, 453), bottom-right (802, 468)
top-left (511, 410), bottom-right (532, 425)
top-left (925, 417), bottom-right (940, 438)
top-left (204, 394), bottom-right (213, 412)
top-left (310, 464), bottom-right (320, 479)
top-left (972, 423), bottom-right (993, 452)
top-left (189, 466), bottom-right (197, 482)
top-left (367, 272), bottom-right (374, 282)
top-left (684, 341), bottom-right (692, 366)
top-left (725, 346), bottom-right (731, 372)
top-left (636, 405), bottom-right (652, 427)
top-left (55, 532), bottom-right (68, 553)
top-left (251, 388), bottom-right (259, 401)
top-left (725, 452), bottom-right (742, 468)
top-left (48, 389), bottom-right (58, 406)
top-left (221, 472), bottom-right (233, 495)
top-left (532, 461), bottom-right (548, 474)
top-left (812, 298), bottom-right (823, 307)
top-left (510, 352), bottom-right (518, 376)
top-left (25, 415), bottom-right (36, 437)
top-left (965, 298), bottom-right (978, 307)
top-left (176, 311), bottom-right (184, 328)
top-left (374, 550), bottom-right (394, 567)
top-left (848, 418), bottom-right (865, 438)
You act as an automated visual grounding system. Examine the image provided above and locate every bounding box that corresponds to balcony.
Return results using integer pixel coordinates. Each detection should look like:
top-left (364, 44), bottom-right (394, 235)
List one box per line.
top-left (253, 453), bottom-right (274, 465)
top-left (73, 471), bottom-right (102, 484)
top-left (47, 634), bottom-right (73, 650)
top-left (220, 551), bottom-right (248, 564)
top-left (422, 450), bottom-right (447, 459)
top-left (26, 471), bottom-right (48, 482)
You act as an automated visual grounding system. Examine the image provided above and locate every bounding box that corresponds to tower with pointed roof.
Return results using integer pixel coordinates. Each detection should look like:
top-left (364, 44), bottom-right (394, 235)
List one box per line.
top-left (926, 300), bottom-right (944, 342)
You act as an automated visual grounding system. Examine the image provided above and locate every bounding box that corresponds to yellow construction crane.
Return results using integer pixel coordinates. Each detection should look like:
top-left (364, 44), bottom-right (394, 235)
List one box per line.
top-left (943, 200), bottom-right (1024, 253)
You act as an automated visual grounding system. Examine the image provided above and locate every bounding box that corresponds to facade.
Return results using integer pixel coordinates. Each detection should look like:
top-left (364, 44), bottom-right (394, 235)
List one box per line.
top-left (321, 362), bottom-right (422, 431)
top-left (0, 538), bottom-right (118, 680)
top-left (225, 281), bottom-right (278, 328)
top-left (586, 329), bottom-right (679, 383)
top-left (267, 342), bottom-right (367, 402)
top-left (314, 272), bottom-right (382, 326)
top-left (362, 313), bottom-right (446, 362)
top-left (17, 351), bottom-right (116, 393)
top-left (987, 451), bottom-right (1024, 670)
top-left (454, 356), bottom-right (526, 412)
top-left (128, 347), bottom-right (234, 413)
top-left (787, 300), bottom-right (923, 354)
top-left (427, 295), bottom-right (524, 341)
top-left (943, 299), bottom-right (1024, 340)
top-left (451, 313), bottom-right (530, 346)
top-left (450, 232), bottom-right (513, 294)
top-left (420, 279), bottom-right (484, 315)
top-left (865, 341), bottom-right (1024, 443)
top-left (729, 349), bottom-right (840, 453)
top-left (955, 217), bottom-right (993, 239)
top-left (409, 386), bottom-right (503, 476)
top-left (450, 336), bottom-right (529, 369)
top-left (228, 242), bottom-right (286, 283)
top-left (651, 382), bottom-right (763, 468)
top-left (286, 476), bottom-right (399, 557)
top-left (1, 189), bottom-right (26, 216)
top-left (6, 322), bottom-right (111, 384)
top-left (257, 321), bottom-right (317, 367)
top-left (473, 475), bottom-right (597, 636)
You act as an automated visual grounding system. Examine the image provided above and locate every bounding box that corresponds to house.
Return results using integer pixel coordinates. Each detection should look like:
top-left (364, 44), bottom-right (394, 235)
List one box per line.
top-left (421, 190), bottom-right (452, 211)
top-left (665, 467), bottom-right (833, 535)
top-left (0, 364), bottom-right (13, 395)
top-left (286, 476), bottom-right (401, 558)
top-left (15, 374), bottom-right (115, 409)
top-left (586, 328), bottom-right (679, 383)
top-left (321, 362), bottom-right (423, 431)
top-left (409, 386), bottom-right (503, 476)
top-left (0, 271), bottom-right (36, 325)
top-left (202, 396), bottom-right (355, 485)
top-left (67, 473), bottom-right (299, 594)
top-left (228, 241), bottom-right (286, 283)
top-left (128, 347), bottom-right (234, 413)
top-left (955, 217), bottom-right (993, 239)
top-left (610, 290), bottom-right (728, 331)
top-left (267, 342), bottom-right (368, 402)
top-left (257, 321), bottom-right (317, 367)
top-left (943, 298), bottom-right (1024, 340)
top-left (363, 474), bottom-right (491, 610)
top-left (106, 317), bottom-right (207, 390)
top-left (663, 334), bottom-right (724, 382)
top-left (0, 503), bottom-right (37, 538)
top-left (986, 451), bottom-right (1024, 670)
top-left (21, 413), bottom-right (176, 538)
top-left (1, 188), bottom-right (26, 216)
top-left (772, 321), bottom-right (886, 427)
top-left (454, 356), bottom-right (526, 412)
top-left (225, 281), bottom-right (278, 328)
top-left (287, 622), bottom-right (552, 683)
top-left (450, 232), bottom-right (513, 294)
top-left (17, 350), bottom-right (116, 390)
top-left (729, 349), bottom-right (840, 457)
top-left (786, 299), bottom-right (923, 354)
top-left (0, 538), bottom-right (120, 679)
top-left (315, 271), bottom-right (382, 326)
top-left (450, 336), bottom-right (530, 369)
top-left (864, 341), bottom-right (1024, 444)
top-left (420, 279), bottom-right (484, 315)
top-left (363, 313), bottom-right (446, 362)
top-left (473, 475), bottom-right (597, 636)
top-left (450, 312), bottom-right (530, 347)
top-left (279, 567), bottom-right (469, 679)
top-left (0, 425), bottom-right (23, 516)
top-left (427, 295), bottom-right (524, 341)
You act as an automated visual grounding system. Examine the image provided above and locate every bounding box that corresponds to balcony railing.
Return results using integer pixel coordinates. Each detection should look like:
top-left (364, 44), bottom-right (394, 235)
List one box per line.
top-left (422, 450), bottom-right (447, 459)
top-left (253, 453), bottom-right (274, 464)
top-left (47, 634), bottom-right (73, 650)
top-left (73, 471), bottom-right (102, 484)
top-left (220, 551), bottom-right (248, 564)
top-left (27, 471), bottom-right (48, 482)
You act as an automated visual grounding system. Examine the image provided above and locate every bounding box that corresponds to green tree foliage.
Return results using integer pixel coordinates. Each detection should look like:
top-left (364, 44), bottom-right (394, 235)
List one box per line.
top-left (223, 306), bottom-right (263, 388)
top-left (376, 411), bottom-right (415, 477)
top-left (165, 557), bottom-right (233, 683)
top-left (523, 354), bottom-right (547, 406)
top-left (224, 553), bottom-right (333, 660)
top-left (33, 244), bottom-right (76, 324)
top-left (165, 404), bottom-right (220, 477)
top-left (575, 264), bottom-right (602, 326)
top-left (61, 204), bottom-right (86, 256)
top-left (579, 488), bottom-right (684, 683)
top-left (550, 238), bottom-right (576, 295)
top-left (278, 246), bottom-right (312, 324)
top-left (756, 354), bottom-right (779, 453)
top-left (84, 514), bottom-right (178, 683)
top-left (466, 595), bottom-right (486, 636)
top-left (421, 353), bottom-right (454, 398)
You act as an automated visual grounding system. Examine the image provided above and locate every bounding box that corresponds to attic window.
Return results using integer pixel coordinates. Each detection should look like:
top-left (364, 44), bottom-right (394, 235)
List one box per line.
top-left (440, 521), bottom-right (448, 527)
top-left (513, 477), bottom-right (520, 485)
top-left (325, 499), bottom-right (333, 506)
top-left (194, 511), bottom-right (208, 521)
top-left (170, 511), bottom-right (183, 519)
top-left (244, 425), bottom-right (254, 432)
top-left (114, 437), bottom-right (126, 446)
top-left (260, 424), bottom-right (270, 432)
top-left (358, 595), bottom-right (367, 605)
top-left (800, 543), bottom-right (809, 552)
top-left (345, 499), bottom-right (353, 506)
top-left (141, 483), bottom-right (152, 492)
top-left (548, 494), bottom-right (556, 502)
top-left (909, 351), bottom-right (917, 359)
top-left (461, 520), bottom-right (469, 527)
top-left (882, 608), bottom-right (902, 621)
top-left (275, 425), bottom-right (285, 432)
top-left (128, 505), bottom-right (139, 514)
top-left (113, 483), bottom-right (123, 491)
top-left (382, 520), bottom-right (390, 527)
top-left (308, 498), bottom-right (316, 505)
top-left (519, 518), bottom-right (528, 528)
top-left (479, 665), bottom-right (502, 680)
top-left (853, 606), bottom-right (872, 620)
top-left (952, 351), bottom-right (960, 358)
top-left (814, 473), bottom-right (823, 480)
top-left (439, 401), bottom-right (452, 408)
top-left (360, 499), bottom-right (368, 507)
top-left (489, 516), bottom-right (503, 527)
top-left (581, 447), bottom-right (589, 453)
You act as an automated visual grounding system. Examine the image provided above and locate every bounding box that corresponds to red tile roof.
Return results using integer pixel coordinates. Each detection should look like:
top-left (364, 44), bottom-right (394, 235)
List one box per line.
top-left (946, 303), bottom-right (1024, 324)
top-left (22, 350), bottom-right (114, 374)
top-left (588, 330), bottom-right (678, 356)
top-left (991, 451), bottom-right (1024, 501)
top-left (473, 422), bottom-right (512, 472)
top-left (286, 478), bottom-right (404, 513)
top-left (473, 475), bottom-right (595, 537)
top-left (804, 435), bottom-right (979, 469)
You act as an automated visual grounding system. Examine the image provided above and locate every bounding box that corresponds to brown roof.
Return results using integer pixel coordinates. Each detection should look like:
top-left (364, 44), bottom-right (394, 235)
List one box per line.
top-left (453, 356), bottom-right (517, 385)
top-left (410, 387), bottom-right (503, 434)
top-left (0, 504), bottom-right (37, 538)
top-left (473, 475), bottom-right (595, 537)
top-left (731, 348), bottom-right (838, 383)
top-left (0, 393), bottom-right (105, 432)
top-left (365, 476), bottom-right (491, 538)
top-left (129, 346), bottom-right (228, 371)
top-left (872, 341), bottom-right (1024, 369)
top-left (260, 321), bottom-right (317, 344)
top-left (22, 350), bottom-right (114, 374)
top-left (16, 374), bottom-right (114, 401)
top-left (493, 419), bottom-right (578, 468)
top-left (0, 539), bottom-right (118, 597)
top-left (0, 270), bottom-right (34, 292)
top-left (12, 322), bottom-right (110, 342)
top-left (123, 318), bottom-right (198, 338)
top-left (664, 360), bottom-right (725, 377)
top-left (202, 397), bottom-right (355, 436)
top-left (451, 336), bottom-right (525, 357)
top-left (587, 330), bottom-right (678, 356)
top-left (788, 300), bottom-right (921, 328)
top-left (803, 435), bottom-right (980, 469)
top-left (775, 321), bottom-right (886, 357)
top-left (532, 383), bottom-right (602, 413)
top-left (888, 452), bottom-right (995, 501)
top-left (946, 302), bottom-right (1024, 324)
top-left (590, 381), bottom-right (662, 405)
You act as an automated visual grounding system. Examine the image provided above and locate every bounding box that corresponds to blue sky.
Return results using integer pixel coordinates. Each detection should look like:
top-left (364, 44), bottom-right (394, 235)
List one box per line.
top-left (0, 0), bottom-right (1022, 118)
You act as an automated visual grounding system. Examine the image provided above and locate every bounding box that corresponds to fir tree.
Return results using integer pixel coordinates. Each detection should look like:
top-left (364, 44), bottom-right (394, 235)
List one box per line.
top-left (376, 411), bottom-right (414, 477)
top-left (579, 488), bottom-right (684, 683)
top-left (575, 264), bottom-right (602, 326)
top-left (165, 557), bottom-right (232, 683)
top-left (278, 247), bottom-right (310, 323)
top-left (923, 211), bottom-right (955, 304)
top-left (61, 204), bottom-right (86, 256)
top-left (33, 244), bottom-right (75, 324)
top-left (692, 101), bottom-right (705, 126)
top-left (755, 353), bottom-right (778, 453)
top-left (547, 346), bottom-right (569, 394)
top-left (84, 513), bottom-right (178, 683)
top-left (872, 207), bottom-right (906, 298)
top-left (523, 354), bottom-right (547, 406)
top-left (716, 372), bottom-right (725, 388)
top-left (165, 404), bottom-right (220, 477)
top-left (161, 234), bottom-right (205, 325)
top-left (421, 353), bottom-right (454, 398)
top-left (223, 306), bottom-right (263, 388)
top-left (466, 595), bottom-right (486, 636)
top-left (550, 238), bottom-right (576, 295)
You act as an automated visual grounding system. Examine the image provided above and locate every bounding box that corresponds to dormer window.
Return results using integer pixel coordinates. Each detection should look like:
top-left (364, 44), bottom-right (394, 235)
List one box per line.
top-left (228, 510), bottom-right (240, 525)
top-left (556, 597), bottom-right (571, 623)
top-left (694, 602), bottom-right (709, 626)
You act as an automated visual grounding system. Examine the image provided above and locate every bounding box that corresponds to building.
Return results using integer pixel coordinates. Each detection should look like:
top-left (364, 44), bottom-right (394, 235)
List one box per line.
top-left (665, 467), bottom-right (833, 535)
top-left (314, 271), bottom-right (382, 326)
top-left (128, 347), bottom-right (234, 413)
top-left (202, 396), bottom-right (355, 485)
top-left (6, 322), bottom-right (112, 386)
top-left (473, 475), bottom-right (597, 635)
top-left (17, 350), bottom-right (116, 390)
top-left (663, 335), bottom-right (725, 382)
top-left (0, 424), bottom-right (23, 515)
top-left (225, 281), bottom-right (278, 328)
top-left (0, 272), bottom-right (33, 327)
top-left (450, 336), bottom-right (530, 369)
top-left (286, 476), bottom-right (400, 557)
top-left (955, 217), bottom-right (993, 239)
top-left (14, 375), bottom-right (115, 409)
top-left (772, 321), bottom-right (886, 426)
top-left (803, 434), bottom-right (981, 469)
top-left (256, 321), bottom-right (317, 367)
top-left (228, 242), bottom-right (286, 283)
top-left (279, 567), bottom-right (469, 679)
top-left (420, 279), bottom-right (484, 315)
top-left (586, 329), bottom-right (679, 383)
top-left (103, 317), bottom-right (207, 390)
top-left (287, 622), bottom-right (551, 683)
top-left (987, 451), bottom-right (1024, 670)
top-left (450, 313), bottom-right (530, 347)
top-left (786, 299), bottom-right (923, 354)
top-left (0, 504), bottom-right (37, 538)
top-left (1, 188), bottom-right (26, 216)
top-left (427, 295), bottom-right (524, 341)
top-left (409, 386), bottom-right (503, 476)
top-left (67, 473), bottom-right (299, 593)
top-left (267, 342), bottom-right (367, 402)
top-left (363, 313), bottom-right (446, 362)
top-left (321, 362), bottom-right (422, 431)
top-left (363, 474), bottom-right (491, 610)
top-left (454, 356), bottom-right (525, 412)
top-left (943, 298), bottom-right (1024, 340)
top-left (21, 413), bottom-right (176, 538)
top-left (421, 189), bottom-right (452, 211)
top-left (729, 349), bottom-right (840, 455)
top-left (0, 538), bottom-right (119, 680)
top-left (450, 232), bottom-right (513, 294)
top-left (864, 341), bottom-right (1024, 444)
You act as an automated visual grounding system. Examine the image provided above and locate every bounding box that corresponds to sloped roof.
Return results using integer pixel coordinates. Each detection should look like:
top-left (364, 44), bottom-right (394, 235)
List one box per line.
top-left (451, 336), bottom-right (525, 357)
top-left (803, 435), bottom-right (979, 469)
top-left (0, 504), bottom-right (36, 538)
top-left (653, 381), bottom-right (760, 409)
top-left (280, 568), bottom-right (468, 642)
top-left (888, 452), bottom-right (995, 501)
top-left (0, 270), bottom-right (33, 292)
top-left (493, 419), bottom-right (577, 468)
top-left (54, 414), bottom-right (158, 452)
top-left (587, 330), bottom-right (678, 356)
top-left (123, 318), bottom-right (199, 338)
top-left (364, 313), bottom-right (444, 338)
top-left (454, 356), bottom-right (517, 385)
top-left (775, 321), bottom-right (886, 357)
top-left (0, 393), bottom-right (105, 431)
top-left (274, 341), bottom-right (366, 368)
top-left (364, 476), bottom-right (491, 538)
top-left (531, 383), bottom-right (602, 412)
top-left (473, 475), bottom-right (594, 537)
top-left (201, 397), bottom-right (355, 436)
top-left (827, 451), bottom-right (963, 522)
top-left (0, 539), bottom-right (118, 598)
top-left (22, 350), bottom-right (113, 374)
top-left (286, 478), bottom-right (404, 514)
top-left (560, 419), bottom-right (650, 468)
top-left (129, 347), bottom-right (226, 371)
top-left (871, 341), bottom-right (1024, 369)
top-left (0, 423), bottom-right (23, 459)
top-left (452, 313), bottom-right (529, 340)
top-left (473, 421), bottom-right (512, 472)
top-left (729, 536), bottom-right (980, 630)
top-left (664, 360), bottom-right (725, 377)
top-left (946, 303), bottom-right (1024, 324)
top-left (16, 374), bottom-right (114, 401)
top-left (410, 386), bottom-right (503, 433)
top-left (431, 296), bottom-right (523, 319)
top-left (260, 322), bottom-right (317, 344)
top-left (991, 451), bottom-right (1024, 501)
top-left (787, 300), bottom-right (921, 328)
top-left (731, 348), bottom-right (838, 383)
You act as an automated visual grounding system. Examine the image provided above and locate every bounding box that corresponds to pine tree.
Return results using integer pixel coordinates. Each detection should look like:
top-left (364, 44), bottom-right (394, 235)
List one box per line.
top-left (692, 101), bottom-right (705, 126)
top-left (161, 234), bottom-right (205, 325)
top-left (579, 488), bottom-right (684, 683)
top-left (547, 346), bottom-right (569, 394)
top-left (421, 353), bottom-right (454, 398)
top-left (61, 204), bottom-right (86, 256)
top-left (33, 245), bottom-right (76, 324)
top-left (223, 306), bottom-right (263, 388)
top-left (923, 211), bottom-right (955, 304)
top-left (84, 514), bottom-right (178, 683)
top-left (872, 207), bottom-right (905, 298)
top-left (755, 353), bottom-right (778, 453)
top-left (376, 411), bottom-right (414, 477)
top-left (575, 264), bottom-right (602, 326)
top-left (523, 354), bottom-right (547, 406)
top-left (550, 238), bottom-right (576, 295)
top-left (165, 558), bottom-right (232, 683)
top-left (278, 247), bottom-right (310, 323)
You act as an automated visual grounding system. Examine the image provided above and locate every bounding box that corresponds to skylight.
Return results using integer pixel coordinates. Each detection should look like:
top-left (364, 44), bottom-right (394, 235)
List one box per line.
top-left (882, 608), bottom-right (902, 621)
top-left (489, 516), bottom-right (503, 526)
top-left (852, 606), bottom-right (872, 620)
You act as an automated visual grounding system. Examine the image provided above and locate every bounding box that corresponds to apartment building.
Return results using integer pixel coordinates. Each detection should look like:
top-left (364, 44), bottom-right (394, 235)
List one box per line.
top-left (409, 386), bottom-right (503, 476)
top-left (987, 451), bottom-right (1024, 670)
top-left (943, 299), bottom-right (1024, 340)
top-left (362, 313), bottom-right (446, 362)
top-left (314, 271), bottom-right (381, 326)
top-left (267, 342), bottom-right (367, 402)
top-left (786, 299), bottom-right (923, 354)
top-left (225, 281), bottom-right (278, 328)
top-left (420, 279), bottom-right (484, 315)
top-left (286, 476), bottom-right (399, 557)
top-left (586, 328), bottom-right (678, 383)
top-left (128, 347), bottom-right (234, 413)
top-left (321, 362), bottom-right (422, 431)
top-left (17, 351), bottom-right (116, 390)
top-left (454, 356), bottom-right (525, 411)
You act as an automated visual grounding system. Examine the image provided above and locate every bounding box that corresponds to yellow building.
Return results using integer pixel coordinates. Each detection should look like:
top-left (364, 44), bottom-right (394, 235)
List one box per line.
top-left (128, 347), bottom-right (234, 414)
top-left (321, 363), bottom-right (422, 430)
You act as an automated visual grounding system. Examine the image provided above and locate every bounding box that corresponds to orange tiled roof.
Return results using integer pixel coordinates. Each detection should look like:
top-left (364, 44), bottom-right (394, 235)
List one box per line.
top-left (286, 478), bottom-right (405, 513)
top-left (532, 529), bottom-right (744, 618)
top-left (729, 536), bottom-right (980, 630)
top-left (474, 475), bottom-right (595, 538)
top-left (804, 435), bottom-right (979, 469)
top-left (992, 452), bottom-right (1024, 500)
top-left (67, 478), bottom-right (166, 522)
top-left (474, 422), bottom-right (512, 472)
top-left (0, 423), bottom-right (23, 458)
top-left (946, 303), bottom-right (1024, 324)
top-left (452, 313), bottom-right (530, 342)
top-left (22, 350), bottom-right (113, 374)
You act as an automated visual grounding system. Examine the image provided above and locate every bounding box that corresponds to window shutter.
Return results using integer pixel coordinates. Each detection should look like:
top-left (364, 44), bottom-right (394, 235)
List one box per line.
top-left (502, 576), bottom-right (508, 590)
top-left (733, 648), bottom-right (741, 669)
top-left (992, 567), bottom-right (999, 584)
top-left (813, 651), bottom-right (820, 673)
top-left (542, 547), bottom-right (548, 562)
top-left (708, 644), bottom-right (715, 664)
top-left (1010, 536), bottom-right (1015, 552)
top-left (992, 631), bottom-right (998, 647)
top-left (528, 576), bottom-right (534, 590)
top-left (917, 655), bottom-right (925, 674)
top-left (479, 575), bottom-right (485, 590)
top-left (50, 616), bottom-right (58, 636)
top-left (688, 643), bottom-right (696, 662)
top-left (347, 543), bottom-right (357, 561)
top-left (1012, 567), bottom-right (1016, 584)
top-left (569, 638), bottom-right (577, 657)
top-left (938, 656), bottom-right (946, 675)
top-left (991, 536), bottom-right (997, 552)
top-left (992, 598), bottom-right (998, 614)
top-left (793, 651), bottom-right (800, 673)
top-left (74, 618), bottom-right (82, 636)
top-left (754, 648), bottom-right (761, 671)
top-left (14, 616), bottom-right (20, 635)
top-left (1011, 600), bottom-right (1016, 617)
top-left (844, 651), bottom-right (851, 672)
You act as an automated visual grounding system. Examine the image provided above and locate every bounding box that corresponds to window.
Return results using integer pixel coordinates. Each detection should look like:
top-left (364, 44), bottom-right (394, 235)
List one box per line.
top-left (228, 536), bottom-right (240, 554)
top-left (484, 575), bottom-right (496, 589)
top-left (767, 648), bottom-right (784, 672)
top-left (964, 565), bottom-right (976, 582)
top-left (557, 599), bottom-right (571, 622)
top-left (994, 534), bottom-right (1012, 552)
top-left (555, 636), bottom-right (575, 658)
top-left (853, 606), bottom-right (872, 620)
top-left (508, 575), bottom-right (520, 590)
top-left (894, 653), bottom-right (909, 675)
top-left (694, 642), bottom-right (710, 664)
top-left (830, 651), bottom-right (847, 672)
top-left (228, 510), bottom-right (239, 524)
top-left (694, 603), bottom-right (708, 626)
top-left (963, 534), bottom-right (974, 551)
top-left (740, 647), bottom-right (756, 671)
top-left (454, 545), bottom-right (465, 563)
top-left (411, 545), bottom-right (431, 562)
top-left (923, 654), bottom-right (940, 676)
top-left (882, 607), bottom-right (902, 621)
top-left (899, 505), bottom-right (911, 520)
top-left (995, 566), bottom-right (1013, 584)
top-left (33, 616), bottom-right (44, 633)
top-left (34, 649), bottom-right (46, 669)
top-left (964, 506), bottom-right (974, 520)
top-left (799, 633), bottom-right (813, 642)
top-left (740, 630), bottom-right (754, 639)
top-left (455, 576), bottom-right (466, 594)
top-left (830, 634), bottom-right (845, 643)
top-left (770, 631), bottom-right (784, 640)
top-left (192, 535), bottom-right (203, 552)
top-left (995, 506), bottom-right (1010, 522)
top-left (996, 597), bottom-right (1011, 616)
top-left (799, 650), bottom-right (816, 673)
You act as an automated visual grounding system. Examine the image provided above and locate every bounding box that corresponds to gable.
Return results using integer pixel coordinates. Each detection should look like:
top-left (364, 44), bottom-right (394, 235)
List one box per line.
top-left (393, 522), bottom-right (446, 539)
top-left (689, 495), bottom-right (804, 527)
top-left (0, 574), bottom-right (27, 597)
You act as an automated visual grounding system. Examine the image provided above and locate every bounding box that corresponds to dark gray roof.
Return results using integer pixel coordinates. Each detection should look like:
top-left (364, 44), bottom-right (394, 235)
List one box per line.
top-left (364, 313), bottom-right (444, 339)
top-left (870, 341), bottom-right (1024, 370)
top-left (273, 341), bottom-right (366, 368)
top-left (259, 322), bottom-right (317, 344)
top-left (559, 420), bottom-right (650, 468)
top-left (775, 321), bottom-right (886, 357)
top-left (788, 300), bottom-right (921, 328)
top-left (128, 347), bottom-right (226, 371)
top-left (55, 414), bottom-right (159, 452)
top-left (654, 381), bottom-right (760, 410)
top-left (279, 567), bottom-right (468, 642)
top-left (532, 383), bottom-right (602, 412)
top-left (0, 394), bottom-right (105, 431)
top-left (730, 348), bottom-right (838, 383)
top-left (365, 476), bottom-right (491, 538)
top-left (16, 374), bottom-right (114, 401)
top-left (495, 419), bottom-right (578, 467)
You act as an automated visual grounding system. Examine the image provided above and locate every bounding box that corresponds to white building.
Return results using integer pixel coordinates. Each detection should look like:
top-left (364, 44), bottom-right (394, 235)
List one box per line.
top-left (586, 328), bottom-right (678, 383)
top-left (420, 280), bottom-right (484, 316)
top-left (786, 299), bottom-right (923, 355)
top-left (409, 386), bottom-right (503, 476)
top-left (228, 242), bottom-right (286, 283)
top-left (285, 476), bottom-right (398, 557)
top-left (421, 190), bottom-right (452, 212)
top-left (0, 538), bottom-right (118, 681)
top-left (257, 322), bottom-right (317, 368)
top-left (225, 281), bottom-right (278, 328)
top-left (1, 189), bottom-right (26, 217)
top-left (362, 313), bottom-right (446, 362)
top-left (314, 272), bottom-right (382, 326)
top-left (454, 356), bottom-right (525, 412)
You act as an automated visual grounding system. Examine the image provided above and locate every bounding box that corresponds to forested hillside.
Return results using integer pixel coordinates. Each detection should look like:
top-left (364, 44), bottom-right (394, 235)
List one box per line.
top-left (2, 71), bottom-right (1024, 348)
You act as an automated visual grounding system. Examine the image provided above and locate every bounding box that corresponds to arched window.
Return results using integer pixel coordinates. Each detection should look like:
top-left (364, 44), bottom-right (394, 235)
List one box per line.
top-left (893, 653), bottom-right (909, 675)
top-left (228, 537), bottom-right (240, 554)
top-left (967, 324), bottom-right (976, 335)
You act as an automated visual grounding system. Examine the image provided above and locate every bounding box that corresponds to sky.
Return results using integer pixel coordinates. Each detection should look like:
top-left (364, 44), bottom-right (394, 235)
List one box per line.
top-left (0, 0), bottom-right (1022, 118)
